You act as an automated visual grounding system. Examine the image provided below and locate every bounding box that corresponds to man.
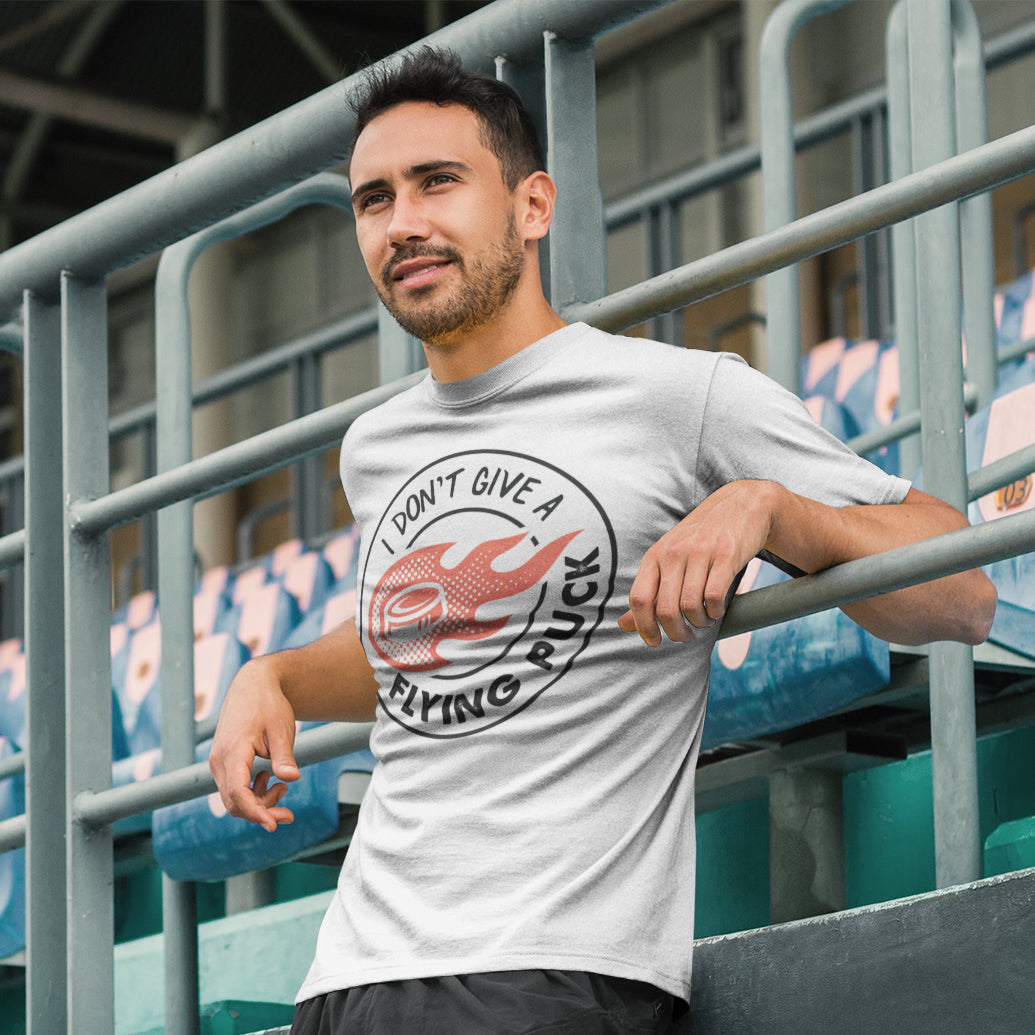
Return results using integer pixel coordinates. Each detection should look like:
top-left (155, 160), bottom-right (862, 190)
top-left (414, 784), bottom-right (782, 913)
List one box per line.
top-left (210, 48), bottom-right (995, 1034)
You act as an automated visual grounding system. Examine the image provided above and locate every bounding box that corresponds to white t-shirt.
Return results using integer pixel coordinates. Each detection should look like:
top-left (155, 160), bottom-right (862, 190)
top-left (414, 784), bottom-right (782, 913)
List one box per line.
top-left (296, 323), bottom-right (910, 1003)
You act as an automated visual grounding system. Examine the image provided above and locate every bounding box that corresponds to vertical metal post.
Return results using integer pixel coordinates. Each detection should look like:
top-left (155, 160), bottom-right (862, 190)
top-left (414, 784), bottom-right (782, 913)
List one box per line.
top-left (495, 55), bottom-right (551, 301)
top-left (907, 0), bottom-right (980, 888)
top-left (292, 351), bottom-right (325, 540)
top-left (544, 30), bottom-right (606, 312)
top-left (886, 1), bottom-right (922, 479)
top-left (62, 272), bottom-right (114, 1034)
top-left (759, 0), bottom-right (851, 391)
top-left (850, 114), bottom-right (885, 341)
top-left (23, 290), bottom-right (67, 1035)
top-left (648, 203), bottom-right (684, 345)
top-left (156, 256), bottom-right (202, 1035)
top-left (952, 0), bottom-right (997, 408)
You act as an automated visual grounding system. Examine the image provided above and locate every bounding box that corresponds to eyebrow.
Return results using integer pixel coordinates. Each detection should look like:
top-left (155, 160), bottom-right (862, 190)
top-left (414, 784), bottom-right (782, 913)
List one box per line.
top-left (350, 160), bottom-right (472, 207)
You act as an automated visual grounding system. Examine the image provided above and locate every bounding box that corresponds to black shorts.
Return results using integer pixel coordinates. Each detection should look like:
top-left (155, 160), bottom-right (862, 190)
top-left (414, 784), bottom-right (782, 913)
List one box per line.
top-left (291, 969), bottom-right (689, 1034)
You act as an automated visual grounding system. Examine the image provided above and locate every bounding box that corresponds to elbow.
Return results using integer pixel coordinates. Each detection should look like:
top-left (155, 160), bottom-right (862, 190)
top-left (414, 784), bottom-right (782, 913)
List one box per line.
top-left (960, 574), bottom-right (997, 646)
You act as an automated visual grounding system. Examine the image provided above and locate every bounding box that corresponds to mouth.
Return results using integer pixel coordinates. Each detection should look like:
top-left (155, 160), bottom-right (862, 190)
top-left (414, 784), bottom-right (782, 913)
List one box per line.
top-left (387, 256), bottom-right (454, 289)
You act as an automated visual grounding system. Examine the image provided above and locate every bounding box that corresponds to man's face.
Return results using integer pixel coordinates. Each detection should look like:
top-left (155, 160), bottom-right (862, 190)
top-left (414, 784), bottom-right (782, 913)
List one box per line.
top-left (349, 101), bottom-right (527, 345)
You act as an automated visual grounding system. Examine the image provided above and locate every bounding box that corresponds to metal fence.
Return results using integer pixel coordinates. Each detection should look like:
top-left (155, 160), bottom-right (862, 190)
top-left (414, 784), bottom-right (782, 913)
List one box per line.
top-left (0, 0), bottom-right (1033, 1033)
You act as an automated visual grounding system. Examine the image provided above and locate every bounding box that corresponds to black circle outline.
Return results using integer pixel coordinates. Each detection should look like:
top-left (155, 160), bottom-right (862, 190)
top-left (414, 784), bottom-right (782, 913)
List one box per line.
top-left (360, 448), bottom-right (618, 738)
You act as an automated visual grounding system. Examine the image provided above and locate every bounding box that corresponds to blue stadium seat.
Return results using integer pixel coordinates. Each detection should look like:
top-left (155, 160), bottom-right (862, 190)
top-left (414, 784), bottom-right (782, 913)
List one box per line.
top-left (802, 337), bottom-right (901, 475)
top-left (280, 587), bottom-right (357, 652)
top-left (321, 525), bottom-right (361, 586)
top-left (111, 620), bottom-right (163, 756)
top-left (0, 735), bottom-right (26, 959)
top-left (994, 269), bottom-right (1035, 352)
top-left (112, 589), bottom-right (158, 632)
top-left (0, 644), bottom-right (26, 748)
top-left (152, 729), bottom-right (376, 882)
top-left (962, 370), bottom-right (1035, 658)
top-left (801, 394), bottom-right (851, 441)
top-left (110, 633), bottom-right (250, 835)
top-left (704, 557), bottom-right (890, 749)
top-left (281, 550), bottom-right (336, 614)
top-left (217, 582), bottom-right (302, 657)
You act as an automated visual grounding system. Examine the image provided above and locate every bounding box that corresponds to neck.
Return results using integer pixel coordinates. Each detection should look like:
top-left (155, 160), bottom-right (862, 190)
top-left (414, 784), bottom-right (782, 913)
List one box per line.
top-left (422, 287), bottom-right (566, 383)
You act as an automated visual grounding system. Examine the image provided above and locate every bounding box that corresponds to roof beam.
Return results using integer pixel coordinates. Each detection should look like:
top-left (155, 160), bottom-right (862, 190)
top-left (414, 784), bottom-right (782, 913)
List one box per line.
top-left (0, 67), bottom-right (197, 144)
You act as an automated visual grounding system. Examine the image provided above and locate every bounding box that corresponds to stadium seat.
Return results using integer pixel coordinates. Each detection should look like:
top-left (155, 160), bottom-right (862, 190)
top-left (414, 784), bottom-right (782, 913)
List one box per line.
top-left (802, 395), bottom-right (851, 441)
top-left (112, 589), bottom-right (158, 632)
top-left (963, 373), bottom-right (1035, 658)
top-left (217, 582), bottom-right (302, 658)
top-left (110, 633), bottom-right (250, 835)
top-left (111, 620), bottom-right (163, 756)
top-left (152, 727), bottom-right (376, 882)
top-left (802, 337), bottom-right (900, 475)
top-left (321, 525), bottom-right (361, 584)
top-left (281, 550), bottom-right (336, 614)
top-left (0, 735), bottom-right (26, 959)
top-left (280, 586), bottom-right (357, 652)
top-left (194, 587), bottom-right (232, 642)
top-left (703, 557), bottom-right (890, 749)
top-left (267, 538), bottom-right (307, 579)
top-left (0, 645), bottom-right (26, 748)
top-left (995, 269), bottom-right (1035, 351)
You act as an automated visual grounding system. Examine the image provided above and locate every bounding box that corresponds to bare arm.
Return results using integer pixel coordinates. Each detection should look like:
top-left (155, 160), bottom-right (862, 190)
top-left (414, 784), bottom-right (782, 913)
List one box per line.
top-left (619, 482), bottom-right (996, 647)
top-left (209, 620), bottom-right (379, 831)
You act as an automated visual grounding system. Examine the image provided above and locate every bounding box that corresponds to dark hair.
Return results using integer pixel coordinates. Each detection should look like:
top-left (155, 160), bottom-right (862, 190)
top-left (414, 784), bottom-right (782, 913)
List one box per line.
top-left (349, 47), bottom-right (545, 190)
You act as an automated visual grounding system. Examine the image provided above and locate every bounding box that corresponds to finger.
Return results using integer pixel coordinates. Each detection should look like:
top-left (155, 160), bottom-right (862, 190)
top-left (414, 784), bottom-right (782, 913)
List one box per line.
top-left (625, 558), bottom-right (663, 646)
top-left (264, 722), bottom-right (301, 784)
top-left (223, 755), bottom-right (281, 831)
top-left (654, 548), bottom-right (702, 644)
top-left (251, 773), bottom-right (295, 827)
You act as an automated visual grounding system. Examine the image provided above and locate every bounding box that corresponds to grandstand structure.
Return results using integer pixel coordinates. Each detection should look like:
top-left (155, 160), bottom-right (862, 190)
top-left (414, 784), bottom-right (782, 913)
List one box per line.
top-left (0, 0), bottom-right (1034, 1031)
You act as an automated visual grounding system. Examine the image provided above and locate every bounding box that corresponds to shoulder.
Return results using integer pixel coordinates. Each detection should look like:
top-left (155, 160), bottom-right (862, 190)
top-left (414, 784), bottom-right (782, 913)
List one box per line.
top-left (562, 324), bottom-right (732, 385)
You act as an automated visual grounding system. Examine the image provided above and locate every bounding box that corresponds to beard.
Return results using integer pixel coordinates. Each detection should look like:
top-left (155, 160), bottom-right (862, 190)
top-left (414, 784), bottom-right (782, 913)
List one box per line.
top-left (377, 213), bottom-right (525, 344)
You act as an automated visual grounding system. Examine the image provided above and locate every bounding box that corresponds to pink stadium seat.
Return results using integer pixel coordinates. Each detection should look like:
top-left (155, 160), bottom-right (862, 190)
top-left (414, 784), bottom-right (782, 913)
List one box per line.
top-left (217, 582), bottom-right (302, 657)
top-left (281, 550), bottom-right (336, 613)
top-left (322, 525), bottom-right (361, 583)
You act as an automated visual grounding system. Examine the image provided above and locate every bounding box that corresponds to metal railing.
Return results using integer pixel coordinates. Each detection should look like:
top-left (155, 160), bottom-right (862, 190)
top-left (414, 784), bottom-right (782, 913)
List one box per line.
top-left (0, 1), bottom-right (1032, 1033)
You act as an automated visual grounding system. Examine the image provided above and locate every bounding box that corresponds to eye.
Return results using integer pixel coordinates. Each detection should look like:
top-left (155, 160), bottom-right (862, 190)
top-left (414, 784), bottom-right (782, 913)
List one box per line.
top-left (426, 173), bottom-right (457, 189)
top-left (357, 191), bottom-right (390, 213)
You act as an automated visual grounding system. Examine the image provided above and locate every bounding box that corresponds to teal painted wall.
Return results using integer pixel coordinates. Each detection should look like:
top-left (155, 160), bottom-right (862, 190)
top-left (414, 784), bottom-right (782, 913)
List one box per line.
top-left (694, 724), bottom-right (1035, 937)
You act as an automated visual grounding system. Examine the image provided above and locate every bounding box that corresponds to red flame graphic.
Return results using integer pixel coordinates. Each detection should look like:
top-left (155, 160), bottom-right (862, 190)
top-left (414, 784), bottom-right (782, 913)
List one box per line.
top-left (370, 530), bottom-right (580, 671)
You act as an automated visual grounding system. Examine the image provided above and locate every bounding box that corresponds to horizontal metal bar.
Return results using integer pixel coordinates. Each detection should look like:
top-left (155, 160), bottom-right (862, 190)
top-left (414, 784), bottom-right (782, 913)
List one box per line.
top-left (73, 369), bottom-right (426, 536)
top-left (721, 508), bottom-right (1035, 638)
top-left (0, 67), bottom-right (197, 144)
top-left (572, 123), bottom-right (1035, 331)
top-left (968, 442), bottom-right (1035, 502)
top-left (0, 750), bottom-right (23, 782)
top-left (108, 306), bottom-right (379, 442)
top-left (605, 86), bottom-right (886, 230)
top-left (997, 335), bottom-right (1035, 367)
top-left (73, 722), bottom-right (374, 829)
top-left (1, 510), bottom-right (1027, 843)
top-left (0, 529), bottom-right (24, 568)
top-left (845, 383), bottom-right (977, 458)
top-left (0, 0), bottom-right (665, 318)
top-left (0, 812), bottom-right (25, 853)
top-left (605, 19), bottom-right (1035, 232)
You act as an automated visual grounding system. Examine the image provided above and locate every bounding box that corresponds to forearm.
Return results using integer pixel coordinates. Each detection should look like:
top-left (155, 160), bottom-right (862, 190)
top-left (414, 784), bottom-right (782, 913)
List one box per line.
top-left (257, 620), bottom-right (379, 723)
top-left (764, 484), bottom-right (997, 645)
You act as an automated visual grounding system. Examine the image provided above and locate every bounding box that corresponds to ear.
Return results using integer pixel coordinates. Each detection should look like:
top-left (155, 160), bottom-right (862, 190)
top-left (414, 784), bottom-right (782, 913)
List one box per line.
top-left (517, 170), bottom-right (557, 243)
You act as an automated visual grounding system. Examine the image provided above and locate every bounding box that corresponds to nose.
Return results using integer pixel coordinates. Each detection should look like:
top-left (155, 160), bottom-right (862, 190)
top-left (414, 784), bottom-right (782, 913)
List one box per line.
top-left (386, 192), bottom-right (430, 248)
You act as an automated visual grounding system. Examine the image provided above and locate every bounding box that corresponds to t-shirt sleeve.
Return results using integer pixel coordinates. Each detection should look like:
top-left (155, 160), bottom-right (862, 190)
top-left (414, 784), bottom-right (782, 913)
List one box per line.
top-left (695, 353), bottom-right (912, 509)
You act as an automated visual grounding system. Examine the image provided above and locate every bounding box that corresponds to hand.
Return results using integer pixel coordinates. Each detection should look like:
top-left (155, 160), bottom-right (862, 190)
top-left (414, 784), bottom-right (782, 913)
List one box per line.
top-left (619, 480), bottom-right (777, 646)
top-left (209, 656), bottom-right (301, 832)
